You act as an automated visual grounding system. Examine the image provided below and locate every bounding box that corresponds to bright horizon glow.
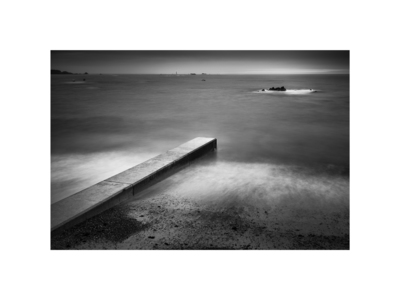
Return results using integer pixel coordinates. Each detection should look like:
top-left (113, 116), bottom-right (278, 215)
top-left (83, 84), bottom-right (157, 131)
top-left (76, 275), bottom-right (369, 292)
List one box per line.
top-left (83, 72), bottom-right (350, 75)
top-left (51, 51), bottom-right (349, 75)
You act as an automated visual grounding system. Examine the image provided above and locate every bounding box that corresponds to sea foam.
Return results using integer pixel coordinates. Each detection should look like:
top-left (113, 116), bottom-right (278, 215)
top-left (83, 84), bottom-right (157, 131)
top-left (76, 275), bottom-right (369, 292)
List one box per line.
top-left (253, 89), bottom-right (318, 94)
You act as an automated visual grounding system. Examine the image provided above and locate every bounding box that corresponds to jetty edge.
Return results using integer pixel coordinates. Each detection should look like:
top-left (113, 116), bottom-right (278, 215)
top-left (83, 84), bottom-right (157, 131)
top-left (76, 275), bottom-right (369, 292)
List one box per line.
top-left (51, 137), bottom-right (217, 235)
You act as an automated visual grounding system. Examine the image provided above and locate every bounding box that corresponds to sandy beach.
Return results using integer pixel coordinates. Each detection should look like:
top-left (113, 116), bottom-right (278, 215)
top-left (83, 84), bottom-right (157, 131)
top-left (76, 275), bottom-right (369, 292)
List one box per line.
top-left (52, 159), bottom-right (349, 250)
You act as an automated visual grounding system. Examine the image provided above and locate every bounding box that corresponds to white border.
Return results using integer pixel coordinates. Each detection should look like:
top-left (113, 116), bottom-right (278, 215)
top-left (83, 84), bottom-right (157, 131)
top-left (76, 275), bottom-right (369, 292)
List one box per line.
top-left (2, 0), bottom-right (400, 299)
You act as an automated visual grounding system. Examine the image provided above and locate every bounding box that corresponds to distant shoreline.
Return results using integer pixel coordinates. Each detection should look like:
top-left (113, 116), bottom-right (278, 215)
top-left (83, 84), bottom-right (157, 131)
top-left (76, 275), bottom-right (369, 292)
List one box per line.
top-left (51, 69), bottom-right (89, 75)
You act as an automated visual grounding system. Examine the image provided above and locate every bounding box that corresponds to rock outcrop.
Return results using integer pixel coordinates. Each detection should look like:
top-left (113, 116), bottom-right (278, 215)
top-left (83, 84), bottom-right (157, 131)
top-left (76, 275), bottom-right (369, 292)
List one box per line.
top-left (268, 86), bottom-right (286, 91)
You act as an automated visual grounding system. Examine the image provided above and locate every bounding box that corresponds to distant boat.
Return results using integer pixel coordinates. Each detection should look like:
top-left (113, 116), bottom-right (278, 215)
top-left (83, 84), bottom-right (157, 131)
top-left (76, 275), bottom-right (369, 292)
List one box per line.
top-left (190, 73), bottom-right (196, 75)
top-left (202, 79), bottom-right (206, 81)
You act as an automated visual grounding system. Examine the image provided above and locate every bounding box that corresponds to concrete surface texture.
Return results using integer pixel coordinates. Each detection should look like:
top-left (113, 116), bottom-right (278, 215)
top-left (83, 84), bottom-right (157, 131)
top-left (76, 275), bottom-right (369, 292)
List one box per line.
top-left (51, 137), bottom-right (217, 233)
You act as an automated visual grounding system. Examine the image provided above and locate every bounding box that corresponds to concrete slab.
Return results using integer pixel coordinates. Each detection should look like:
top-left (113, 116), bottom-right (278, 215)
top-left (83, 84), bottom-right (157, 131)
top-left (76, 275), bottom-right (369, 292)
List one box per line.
top-left (107, 137), bottom-right (216, 185)
top-left (51, 181), bottom-right (130, 232)
top-left (51, 137), bottom-right (217, 234)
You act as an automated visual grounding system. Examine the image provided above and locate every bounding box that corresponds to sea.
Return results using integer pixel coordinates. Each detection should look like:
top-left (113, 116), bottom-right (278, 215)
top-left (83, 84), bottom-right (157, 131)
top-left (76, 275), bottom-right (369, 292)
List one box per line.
top-left (51, 74), bottom-right (349, 215)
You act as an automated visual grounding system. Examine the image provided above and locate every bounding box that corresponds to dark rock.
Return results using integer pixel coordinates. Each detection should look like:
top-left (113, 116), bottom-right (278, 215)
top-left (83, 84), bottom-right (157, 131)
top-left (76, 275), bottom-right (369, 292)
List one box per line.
top-left (268, 86), bottom-right (286, 91)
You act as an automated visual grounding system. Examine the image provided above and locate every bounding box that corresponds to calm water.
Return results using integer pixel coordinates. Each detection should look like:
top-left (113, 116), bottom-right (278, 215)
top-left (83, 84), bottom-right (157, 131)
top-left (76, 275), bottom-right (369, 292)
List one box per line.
top-left (51, 74), bottom-right (349, 204)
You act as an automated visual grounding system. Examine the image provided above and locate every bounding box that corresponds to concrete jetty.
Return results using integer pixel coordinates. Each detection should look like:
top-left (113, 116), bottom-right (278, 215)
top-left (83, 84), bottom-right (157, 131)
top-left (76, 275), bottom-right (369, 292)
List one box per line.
top-left (51, 137), bottom-right (217, 234)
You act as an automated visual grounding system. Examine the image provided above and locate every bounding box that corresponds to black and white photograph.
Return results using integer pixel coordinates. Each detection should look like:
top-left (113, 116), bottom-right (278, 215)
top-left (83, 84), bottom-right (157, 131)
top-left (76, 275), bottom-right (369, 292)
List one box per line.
top-left (3, 1), bottom-right (400, 299)
top-left (51, 51), bottom-right (350, 250)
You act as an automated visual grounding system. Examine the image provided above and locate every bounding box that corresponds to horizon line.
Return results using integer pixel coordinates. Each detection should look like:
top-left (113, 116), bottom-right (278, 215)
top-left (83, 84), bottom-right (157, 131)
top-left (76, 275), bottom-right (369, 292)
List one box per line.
top-left (52, 72), bottom-right (349, 75)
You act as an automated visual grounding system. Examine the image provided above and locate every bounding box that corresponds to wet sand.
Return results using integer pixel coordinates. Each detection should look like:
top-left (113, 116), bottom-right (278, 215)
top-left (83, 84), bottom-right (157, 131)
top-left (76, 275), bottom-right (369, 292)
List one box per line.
top-left (51, 165), bottom-right (349, 250)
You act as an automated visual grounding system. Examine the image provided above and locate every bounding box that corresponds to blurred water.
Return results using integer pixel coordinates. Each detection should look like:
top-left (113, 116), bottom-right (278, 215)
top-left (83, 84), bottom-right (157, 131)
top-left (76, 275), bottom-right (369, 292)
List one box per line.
top-left (51, 74), bottom-right (349, 203)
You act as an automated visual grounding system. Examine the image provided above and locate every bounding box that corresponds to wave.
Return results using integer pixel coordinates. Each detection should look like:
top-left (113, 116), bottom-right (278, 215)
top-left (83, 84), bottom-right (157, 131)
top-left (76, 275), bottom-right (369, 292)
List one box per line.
top-left (253, 89), bottom-right (319, 94)
top-left (136, 160), bottom-right (349, 219)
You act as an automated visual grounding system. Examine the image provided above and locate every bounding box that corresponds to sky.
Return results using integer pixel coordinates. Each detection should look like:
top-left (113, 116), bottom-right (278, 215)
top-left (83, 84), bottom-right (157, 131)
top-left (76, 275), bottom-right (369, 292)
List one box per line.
top-left (51, 51), bottom-right (349, 75)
